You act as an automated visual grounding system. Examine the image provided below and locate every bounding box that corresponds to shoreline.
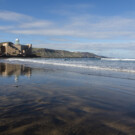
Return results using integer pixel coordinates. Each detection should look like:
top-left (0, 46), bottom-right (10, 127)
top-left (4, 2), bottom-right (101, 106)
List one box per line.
top-left (0, 55), bottom-right (105, 59)
top-left (0, 55), bottom-right (40, 58)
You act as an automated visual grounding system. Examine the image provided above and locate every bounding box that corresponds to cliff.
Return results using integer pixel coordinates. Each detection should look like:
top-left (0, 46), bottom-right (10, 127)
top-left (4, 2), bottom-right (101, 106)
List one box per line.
top-left (32, 48), bottom-right (102, 58)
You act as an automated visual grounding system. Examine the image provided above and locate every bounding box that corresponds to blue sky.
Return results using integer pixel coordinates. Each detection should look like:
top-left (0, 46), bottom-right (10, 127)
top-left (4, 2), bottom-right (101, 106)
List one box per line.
top-left (0, 0), bottom-right (135, 58)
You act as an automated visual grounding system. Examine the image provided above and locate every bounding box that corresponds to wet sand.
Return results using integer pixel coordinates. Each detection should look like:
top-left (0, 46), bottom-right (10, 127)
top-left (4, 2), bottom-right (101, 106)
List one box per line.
top-left (0, 63), bottom-right (135, 135)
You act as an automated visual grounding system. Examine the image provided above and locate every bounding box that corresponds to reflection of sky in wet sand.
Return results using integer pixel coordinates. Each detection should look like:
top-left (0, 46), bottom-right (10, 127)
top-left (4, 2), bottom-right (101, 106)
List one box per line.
top-left (0, 63), bottom-right (135, 135)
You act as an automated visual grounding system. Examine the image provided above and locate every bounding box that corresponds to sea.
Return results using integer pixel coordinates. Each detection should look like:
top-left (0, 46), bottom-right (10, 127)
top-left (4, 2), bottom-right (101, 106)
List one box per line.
top-left (0, 57), bottom-right (135, 80)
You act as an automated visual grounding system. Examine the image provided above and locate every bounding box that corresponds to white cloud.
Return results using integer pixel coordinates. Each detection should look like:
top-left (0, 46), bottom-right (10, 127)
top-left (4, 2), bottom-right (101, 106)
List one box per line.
top-left (49, 38), bottom-right (74, 42)
top-left (0, 11), bottom-right (33, 22)
top-left (9, 29), bottom-right (80, 36)
top-left (0, 26), bottom-right (14, 30)
top-left (19, 21), bottom-right (53, 28)
top-left (0, 10), bottom-right (53, 28)
top-left (1, 10), bottom-right (135, 39)
top-left (65, 3), bottom-right (94, 9)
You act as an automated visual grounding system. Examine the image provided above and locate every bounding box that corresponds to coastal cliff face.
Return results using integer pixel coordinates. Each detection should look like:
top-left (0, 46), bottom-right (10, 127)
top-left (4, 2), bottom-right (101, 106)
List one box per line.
top-left (32, 48), bottom-right (102, 58)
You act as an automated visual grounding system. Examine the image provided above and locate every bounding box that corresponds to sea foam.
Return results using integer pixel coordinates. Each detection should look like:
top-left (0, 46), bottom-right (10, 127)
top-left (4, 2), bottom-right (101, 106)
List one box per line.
top-left (6, 58), bottom-right (135, 73)
top-left (101, 58), bottom-right (135, 61)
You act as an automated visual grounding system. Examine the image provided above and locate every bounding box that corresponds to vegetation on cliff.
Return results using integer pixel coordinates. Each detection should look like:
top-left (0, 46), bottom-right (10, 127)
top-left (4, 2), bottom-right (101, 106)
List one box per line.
top-left (32, 48), bottom-right (102, 58)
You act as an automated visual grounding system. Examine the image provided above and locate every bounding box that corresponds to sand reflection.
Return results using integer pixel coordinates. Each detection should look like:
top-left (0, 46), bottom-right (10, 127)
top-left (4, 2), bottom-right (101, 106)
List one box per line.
top-left (0, 63), bottom-right (31, 82)
top-left (0, 63), bottom-right (135, 135)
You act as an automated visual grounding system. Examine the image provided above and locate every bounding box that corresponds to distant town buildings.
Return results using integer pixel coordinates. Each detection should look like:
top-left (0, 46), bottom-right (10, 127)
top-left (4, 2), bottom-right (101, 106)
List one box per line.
top-left (0, 39), bottom-right (32, 56)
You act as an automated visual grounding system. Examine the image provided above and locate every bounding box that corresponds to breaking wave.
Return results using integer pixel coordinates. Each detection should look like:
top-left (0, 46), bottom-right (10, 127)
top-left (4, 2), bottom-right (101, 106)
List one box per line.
top-left (101, 58), bottom-right (135, 61)
top-left (5, 58), bottom-right (135, 73)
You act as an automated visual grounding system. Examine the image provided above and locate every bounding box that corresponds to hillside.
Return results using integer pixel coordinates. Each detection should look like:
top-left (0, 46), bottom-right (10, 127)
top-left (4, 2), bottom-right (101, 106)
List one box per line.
top-left (32, 48), bottom-right (102, 58)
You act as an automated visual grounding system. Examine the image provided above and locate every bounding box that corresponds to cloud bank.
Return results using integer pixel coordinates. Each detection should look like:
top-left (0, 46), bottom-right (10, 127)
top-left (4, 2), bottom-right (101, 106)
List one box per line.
top-left (0, 10), bottom-right (135, 39)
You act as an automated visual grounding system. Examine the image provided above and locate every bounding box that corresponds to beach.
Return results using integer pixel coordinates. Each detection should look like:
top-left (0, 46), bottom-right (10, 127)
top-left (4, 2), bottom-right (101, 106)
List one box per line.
top-left (0, 58), bottom-right (135, 135)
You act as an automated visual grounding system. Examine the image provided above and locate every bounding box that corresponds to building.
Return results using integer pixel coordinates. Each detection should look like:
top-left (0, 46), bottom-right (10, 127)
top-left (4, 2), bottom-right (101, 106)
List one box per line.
top-left (0, 39), bottom-right (32, 56)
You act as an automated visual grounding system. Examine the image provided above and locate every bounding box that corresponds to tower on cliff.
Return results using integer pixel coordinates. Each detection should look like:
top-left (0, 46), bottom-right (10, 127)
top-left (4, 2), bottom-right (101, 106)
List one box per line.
top-left (15, 38), bottom-right (20, 45)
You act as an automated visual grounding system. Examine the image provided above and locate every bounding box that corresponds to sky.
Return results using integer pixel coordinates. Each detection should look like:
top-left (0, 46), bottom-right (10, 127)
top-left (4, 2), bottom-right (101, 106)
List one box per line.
top-left (0, 0), bottom-right (135, 58)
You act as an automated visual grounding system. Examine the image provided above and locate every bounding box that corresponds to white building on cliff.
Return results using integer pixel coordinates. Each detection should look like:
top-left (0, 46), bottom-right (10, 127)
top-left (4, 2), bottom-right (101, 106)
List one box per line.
top-left (0, 39), bottom-right (32, 56)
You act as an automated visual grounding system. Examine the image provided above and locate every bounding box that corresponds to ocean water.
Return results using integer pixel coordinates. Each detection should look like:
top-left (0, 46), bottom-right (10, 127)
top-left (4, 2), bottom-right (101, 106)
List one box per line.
top-left (0, 57), bottom-right (135, 80)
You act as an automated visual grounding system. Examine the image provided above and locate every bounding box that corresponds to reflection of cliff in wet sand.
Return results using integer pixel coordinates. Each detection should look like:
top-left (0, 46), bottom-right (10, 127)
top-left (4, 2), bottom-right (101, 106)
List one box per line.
top-left (0, 63), bottom-right (31, 82)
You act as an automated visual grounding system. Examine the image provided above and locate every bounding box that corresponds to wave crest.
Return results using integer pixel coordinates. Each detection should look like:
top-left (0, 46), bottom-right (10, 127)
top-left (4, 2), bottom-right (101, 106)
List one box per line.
top-left (101, 58), bottom-right (135, 61)
top-left (6, 58), bottom-right (135, 73)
